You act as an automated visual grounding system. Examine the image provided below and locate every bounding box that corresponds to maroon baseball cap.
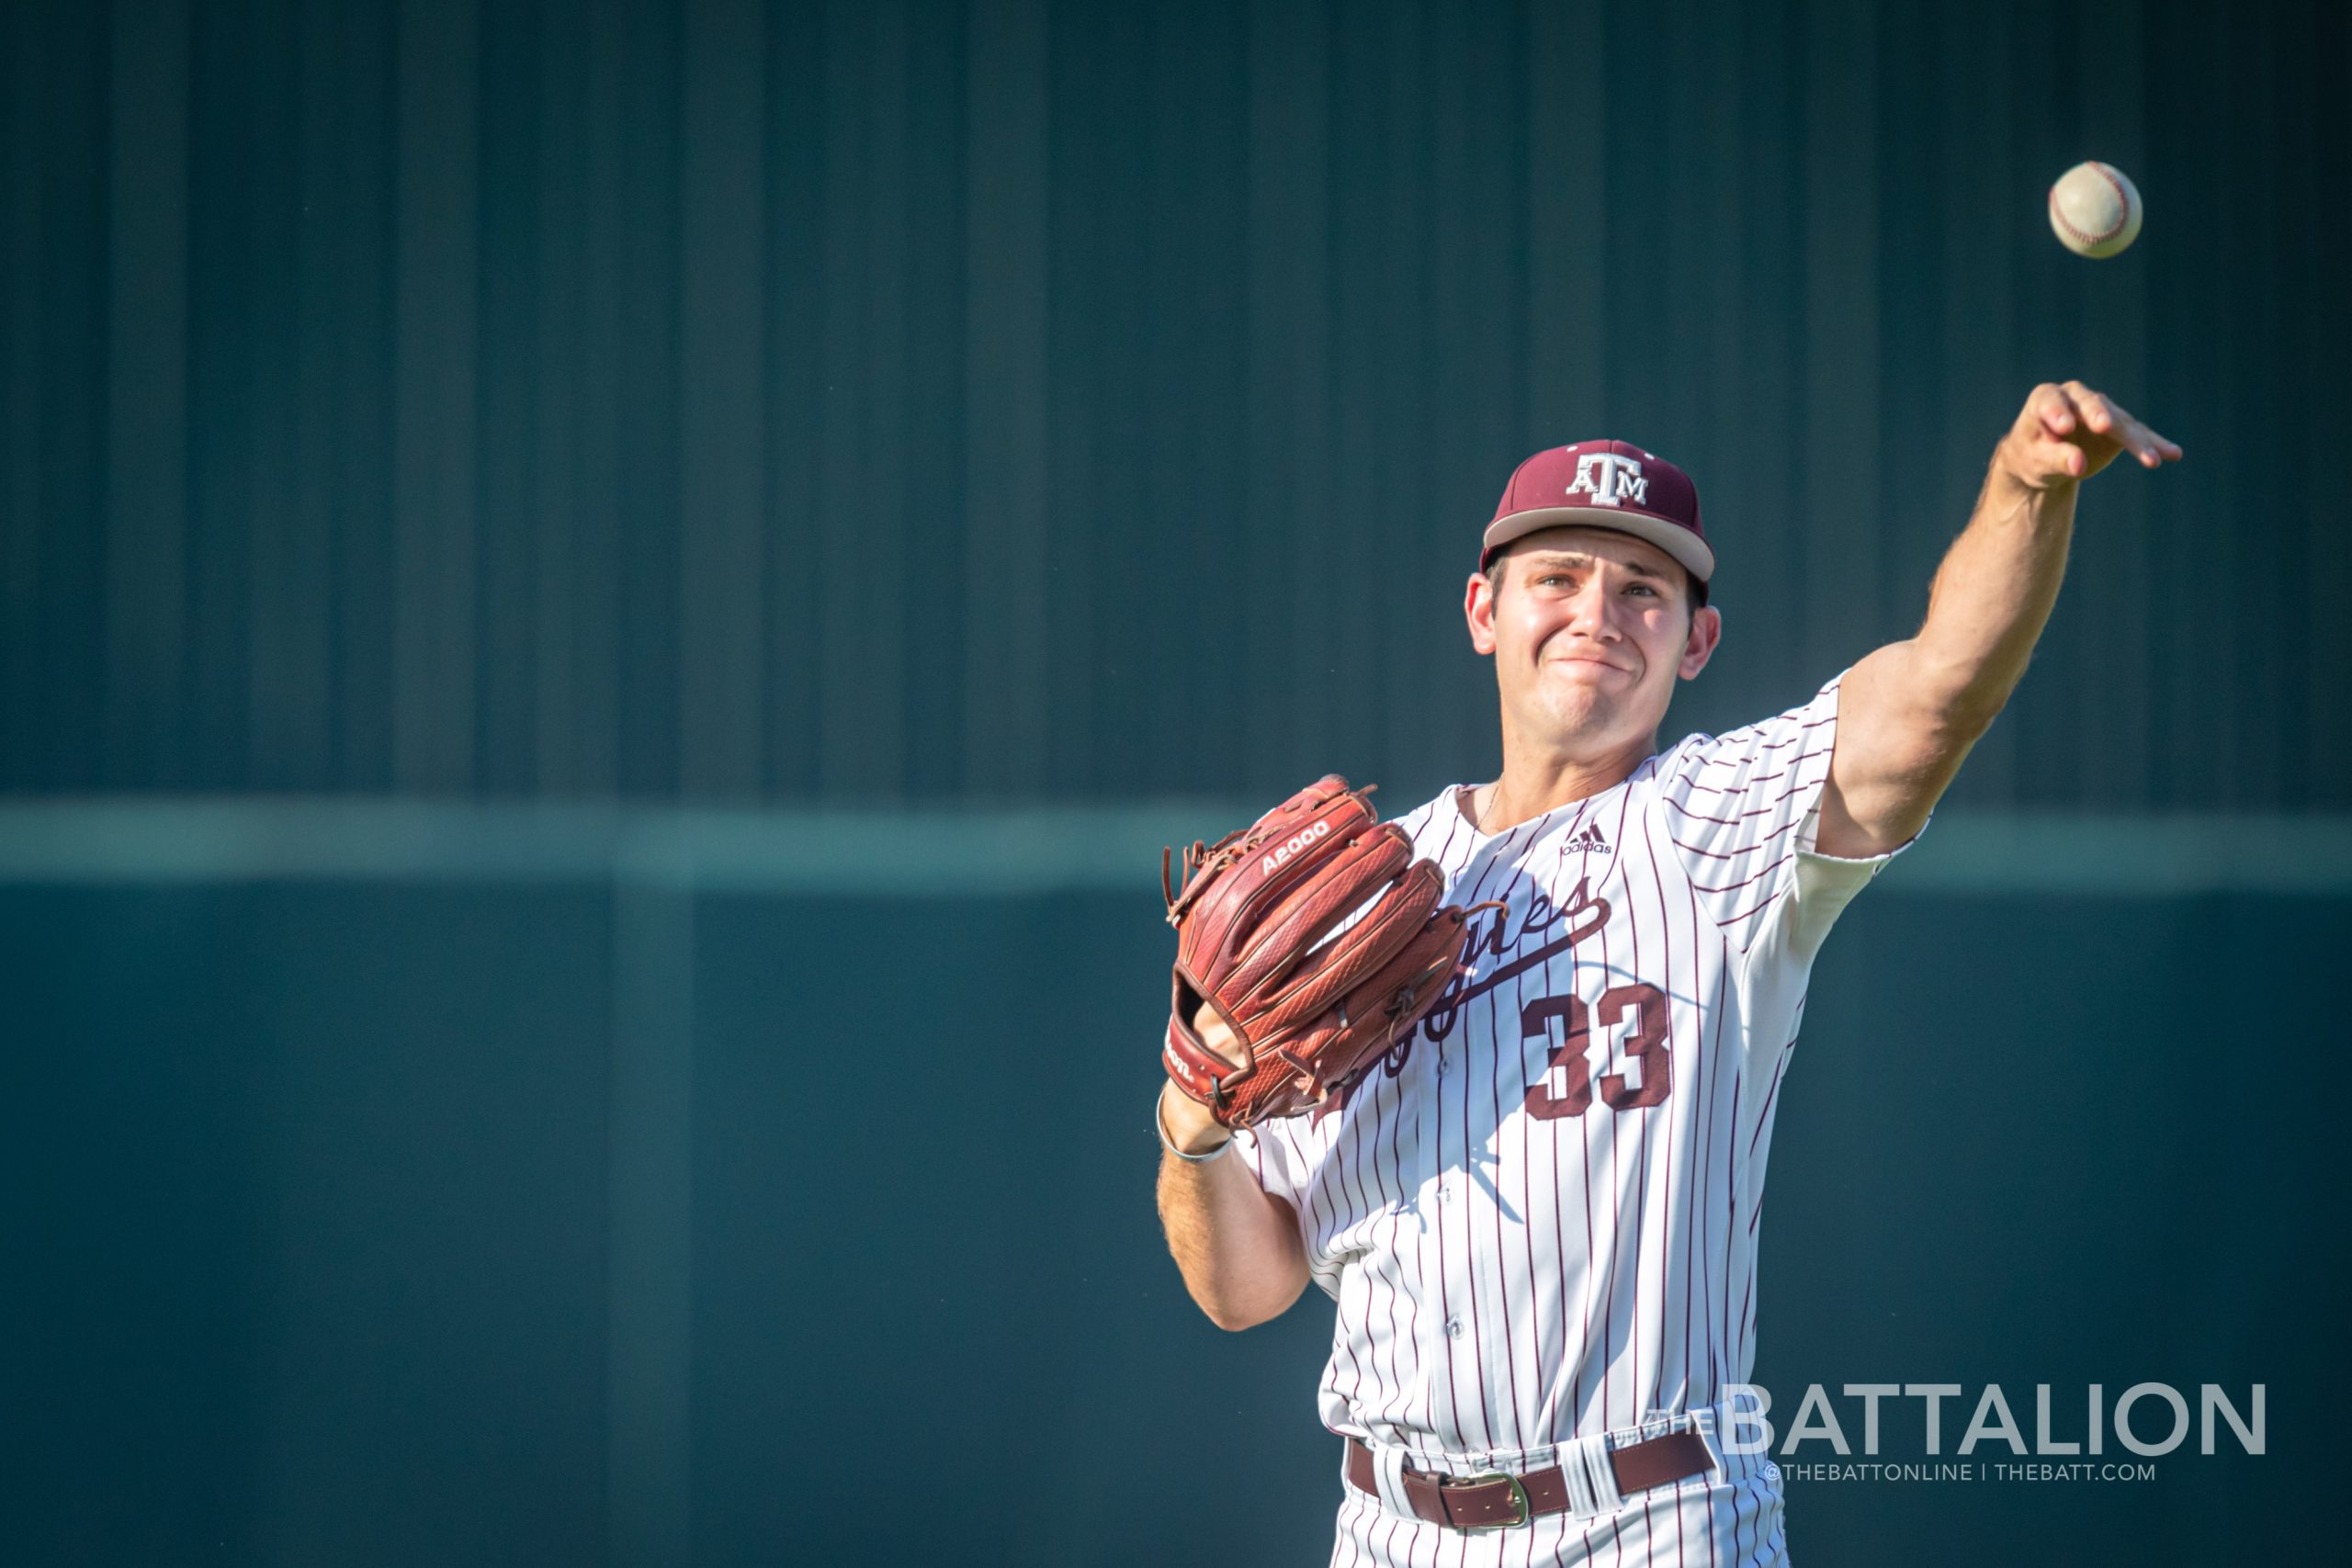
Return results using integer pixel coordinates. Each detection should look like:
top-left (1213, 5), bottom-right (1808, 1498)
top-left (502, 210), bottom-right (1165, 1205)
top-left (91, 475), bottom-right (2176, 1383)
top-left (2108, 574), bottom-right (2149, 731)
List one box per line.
top-left (1481, 439), bottom-right (1714, 584)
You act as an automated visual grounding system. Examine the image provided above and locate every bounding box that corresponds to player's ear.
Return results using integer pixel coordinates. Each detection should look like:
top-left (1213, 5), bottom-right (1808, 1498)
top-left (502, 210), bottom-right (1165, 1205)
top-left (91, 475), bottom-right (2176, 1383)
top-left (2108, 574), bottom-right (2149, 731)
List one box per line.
top-left (1678, 604), bottom-right (1721, 681)
top-left (1465, 570), bottom-right (1499, 655)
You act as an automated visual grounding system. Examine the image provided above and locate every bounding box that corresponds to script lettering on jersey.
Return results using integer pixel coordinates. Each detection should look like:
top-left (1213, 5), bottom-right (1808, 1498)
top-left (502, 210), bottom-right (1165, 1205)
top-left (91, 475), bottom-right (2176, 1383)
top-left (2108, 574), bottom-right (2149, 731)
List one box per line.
top-left (1306, 878), bottom-right (1611, 1125)
top-left (1418, 877), bottom-right (1612, 1043)
top-left (1306, 878), bottom-right (1612, 1123)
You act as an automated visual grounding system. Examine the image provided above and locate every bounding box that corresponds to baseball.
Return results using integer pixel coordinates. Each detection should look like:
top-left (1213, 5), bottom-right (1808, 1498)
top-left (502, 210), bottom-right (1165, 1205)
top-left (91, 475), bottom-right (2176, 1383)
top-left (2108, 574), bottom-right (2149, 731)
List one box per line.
top-left (2048, 161), bottom-right (2143, 258)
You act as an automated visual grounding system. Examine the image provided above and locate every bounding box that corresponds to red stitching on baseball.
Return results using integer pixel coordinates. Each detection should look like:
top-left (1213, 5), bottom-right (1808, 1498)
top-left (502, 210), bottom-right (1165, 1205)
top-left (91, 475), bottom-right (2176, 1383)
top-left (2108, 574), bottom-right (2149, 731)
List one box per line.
top-left (2049, 163), bottom-right (2130, 246)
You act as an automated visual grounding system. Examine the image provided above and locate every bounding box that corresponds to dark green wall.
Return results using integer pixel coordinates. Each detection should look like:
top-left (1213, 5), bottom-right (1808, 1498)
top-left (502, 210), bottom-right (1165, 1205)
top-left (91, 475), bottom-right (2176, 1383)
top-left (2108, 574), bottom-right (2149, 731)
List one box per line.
top-left (3, 876), bottom-right (2333, 1565)
top-left (5, 0), bottom-right (2346, 806)
top-left (6, 3), bottom-right (2341, 1562)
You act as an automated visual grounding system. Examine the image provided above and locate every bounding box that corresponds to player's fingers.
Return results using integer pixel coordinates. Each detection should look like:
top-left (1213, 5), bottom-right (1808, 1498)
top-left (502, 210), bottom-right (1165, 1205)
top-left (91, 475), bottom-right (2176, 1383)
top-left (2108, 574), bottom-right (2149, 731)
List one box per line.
top-left (2118, 412), bottom-right (2183, 467)
top-left (2018, 434), bottom-right (2086, 479)
top-left (2060, 381), bottom-right (2122, 437)
top-left (2033, 383), bottom-right (2078, 437)
top-left (2088, 395), bottom-right (2182, 468)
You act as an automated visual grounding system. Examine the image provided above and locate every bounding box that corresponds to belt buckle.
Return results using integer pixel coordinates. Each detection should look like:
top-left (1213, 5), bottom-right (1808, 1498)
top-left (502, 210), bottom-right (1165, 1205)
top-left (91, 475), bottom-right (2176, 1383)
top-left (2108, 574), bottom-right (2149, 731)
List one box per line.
top-left (1446, 1470), bottom-right (1531, 1532)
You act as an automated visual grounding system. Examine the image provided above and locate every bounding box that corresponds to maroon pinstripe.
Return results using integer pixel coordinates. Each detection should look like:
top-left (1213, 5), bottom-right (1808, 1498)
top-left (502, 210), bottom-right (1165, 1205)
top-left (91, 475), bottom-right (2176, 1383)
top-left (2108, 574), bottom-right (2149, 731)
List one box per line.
top-left (1221, 674), bottom-right (1913, 1567)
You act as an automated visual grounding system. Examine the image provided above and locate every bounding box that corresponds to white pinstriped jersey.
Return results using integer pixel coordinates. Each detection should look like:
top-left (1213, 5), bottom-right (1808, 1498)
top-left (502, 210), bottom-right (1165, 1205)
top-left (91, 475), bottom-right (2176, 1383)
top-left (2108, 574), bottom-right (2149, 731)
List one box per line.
top-left (1236, 672), bottom-right (1925, 1469)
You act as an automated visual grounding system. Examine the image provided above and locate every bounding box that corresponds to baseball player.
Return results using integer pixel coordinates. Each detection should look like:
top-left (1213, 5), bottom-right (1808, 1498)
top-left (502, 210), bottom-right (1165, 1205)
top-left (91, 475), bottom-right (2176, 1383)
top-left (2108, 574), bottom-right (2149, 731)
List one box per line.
top-left (1155, 383), bottom-right (2180, 1564)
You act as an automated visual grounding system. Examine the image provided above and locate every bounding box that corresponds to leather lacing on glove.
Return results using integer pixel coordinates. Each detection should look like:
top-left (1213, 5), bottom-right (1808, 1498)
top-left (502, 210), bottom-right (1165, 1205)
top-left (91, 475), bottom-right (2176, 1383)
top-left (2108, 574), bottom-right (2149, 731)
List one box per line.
top-left (1159, 776), bottom-right (1489, 1129)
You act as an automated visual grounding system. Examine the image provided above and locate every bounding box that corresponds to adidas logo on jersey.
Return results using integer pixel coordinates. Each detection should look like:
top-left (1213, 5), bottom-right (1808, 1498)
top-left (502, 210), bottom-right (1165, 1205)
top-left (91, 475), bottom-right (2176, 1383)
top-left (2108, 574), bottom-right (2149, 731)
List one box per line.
top-left (1565, 824), bottom-right (1612, 855)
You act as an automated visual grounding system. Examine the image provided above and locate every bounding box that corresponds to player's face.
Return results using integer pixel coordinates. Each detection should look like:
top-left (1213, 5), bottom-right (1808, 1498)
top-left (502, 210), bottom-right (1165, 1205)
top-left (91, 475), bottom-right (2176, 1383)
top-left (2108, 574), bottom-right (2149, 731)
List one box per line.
top-left (1465, 527), bottom-right (1721, 756)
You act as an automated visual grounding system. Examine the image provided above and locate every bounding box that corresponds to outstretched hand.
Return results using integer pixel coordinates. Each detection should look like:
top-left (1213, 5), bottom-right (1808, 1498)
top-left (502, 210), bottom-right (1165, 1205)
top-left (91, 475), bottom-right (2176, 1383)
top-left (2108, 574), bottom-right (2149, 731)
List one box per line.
top-left (1995, 380), bottom-right (2182, 490)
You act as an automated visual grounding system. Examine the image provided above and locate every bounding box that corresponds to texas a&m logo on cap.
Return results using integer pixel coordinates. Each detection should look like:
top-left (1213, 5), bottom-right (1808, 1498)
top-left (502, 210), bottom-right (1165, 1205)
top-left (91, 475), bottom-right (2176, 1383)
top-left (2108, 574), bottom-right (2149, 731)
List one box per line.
top-left (1566, 452), bottom-right (1649, 509)
top-left (1481, 437), bottom-right (1715, 585)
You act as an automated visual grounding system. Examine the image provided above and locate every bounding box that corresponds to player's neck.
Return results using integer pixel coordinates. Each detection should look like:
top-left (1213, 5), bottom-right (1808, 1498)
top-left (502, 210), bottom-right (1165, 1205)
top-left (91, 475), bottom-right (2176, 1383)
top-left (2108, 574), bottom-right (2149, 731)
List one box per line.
top-left (1477, 732), bottom-right (1657, 835)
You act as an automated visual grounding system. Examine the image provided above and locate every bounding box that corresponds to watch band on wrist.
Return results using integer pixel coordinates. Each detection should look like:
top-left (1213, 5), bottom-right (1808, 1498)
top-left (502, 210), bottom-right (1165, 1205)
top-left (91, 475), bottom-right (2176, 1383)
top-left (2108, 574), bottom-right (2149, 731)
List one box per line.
top-left (1156, 1084), bottom-right (1234, 1162)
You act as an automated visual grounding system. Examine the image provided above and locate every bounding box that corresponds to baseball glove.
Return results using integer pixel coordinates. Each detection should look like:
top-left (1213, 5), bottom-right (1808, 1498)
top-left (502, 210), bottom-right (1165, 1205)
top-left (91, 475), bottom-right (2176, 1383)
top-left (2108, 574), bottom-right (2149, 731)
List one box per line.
top-left (1161, 775), bottom-right (1478, 1129)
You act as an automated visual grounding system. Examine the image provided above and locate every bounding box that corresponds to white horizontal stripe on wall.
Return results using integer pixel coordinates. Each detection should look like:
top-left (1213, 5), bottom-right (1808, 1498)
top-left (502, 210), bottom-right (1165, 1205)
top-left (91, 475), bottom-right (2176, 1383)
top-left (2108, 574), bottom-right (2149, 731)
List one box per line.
top-left (0, 802), bottom-right (2346, 896)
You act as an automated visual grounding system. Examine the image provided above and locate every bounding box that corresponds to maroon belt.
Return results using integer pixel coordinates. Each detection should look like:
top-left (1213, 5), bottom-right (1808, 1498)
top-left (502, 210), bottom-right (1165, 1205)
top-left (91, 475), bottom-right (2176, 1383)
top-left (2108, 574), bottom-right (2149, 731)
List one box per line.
top-left (1345, 1430), bottom-right (1716, 1531)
